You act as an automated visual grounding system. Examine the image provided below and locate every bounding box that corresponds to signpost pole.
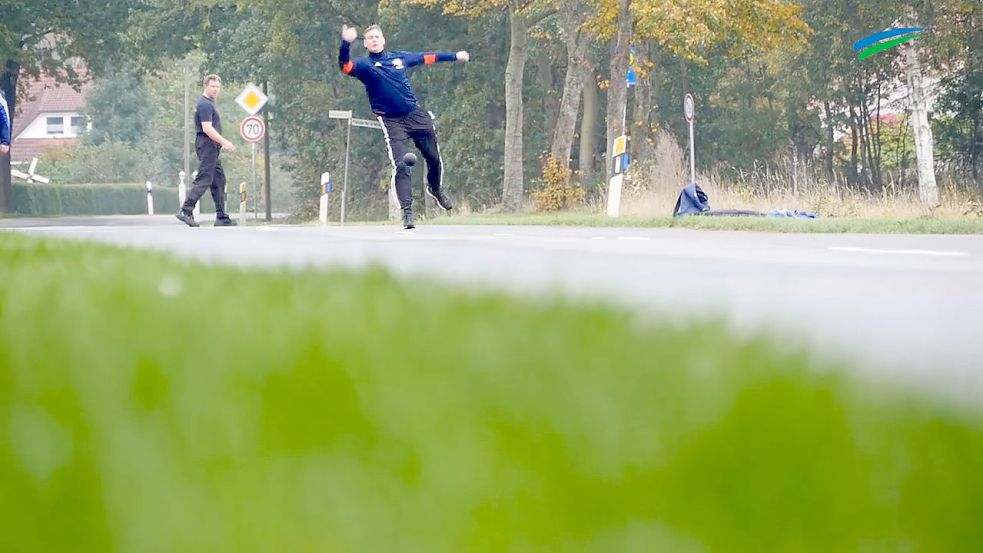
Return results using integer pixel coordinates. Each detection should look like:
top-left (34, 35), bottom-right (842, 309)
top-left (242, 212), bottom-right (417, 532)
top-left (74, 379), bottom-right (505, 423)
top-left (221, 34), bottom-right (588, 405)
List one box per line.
top-left (342, 118), bottom-right (351, 225)
top-left (251, 141), bottom-right (258, 221)
top-left (235, 83), bottom-right (270, 222)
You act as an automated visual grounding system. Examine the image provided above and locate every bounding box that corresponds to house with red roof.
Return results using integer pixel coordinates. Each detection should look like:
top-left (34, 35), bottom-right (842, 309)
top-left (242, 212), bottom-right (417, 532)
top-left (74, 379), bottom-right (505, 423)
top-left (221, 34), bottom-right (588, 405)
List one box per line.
top-left (10, 71), bottom-right (93, 163)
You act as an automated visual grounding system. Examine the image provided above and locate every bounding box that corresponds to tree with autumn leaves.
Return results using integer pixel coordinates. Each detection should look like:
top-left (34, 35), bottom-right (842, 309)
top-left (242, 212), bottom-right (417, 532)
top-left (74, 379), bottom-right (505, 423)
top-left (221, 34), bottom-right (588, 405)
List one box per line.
top-left (409, 0), bottom-right (810, 210)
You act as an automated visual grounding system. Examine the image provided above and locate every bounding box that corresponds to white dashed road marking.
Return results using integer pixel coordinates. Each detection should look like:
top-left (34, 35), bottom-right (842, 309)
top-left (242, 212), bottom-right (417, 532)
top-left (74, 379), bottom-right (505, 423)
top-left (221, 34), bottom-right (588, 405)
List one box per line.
top-left (829, 246), bottom-right (969, 257)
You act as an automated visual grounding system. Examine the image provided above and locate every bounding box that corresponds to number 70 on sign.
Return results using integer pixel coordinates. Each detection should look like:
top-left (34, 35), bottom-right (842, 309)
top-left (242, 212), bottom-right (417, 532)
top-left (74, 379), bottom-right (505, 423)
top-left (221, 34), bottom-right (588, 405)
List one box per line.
top-left (240, 116), bottom-right (266, 143)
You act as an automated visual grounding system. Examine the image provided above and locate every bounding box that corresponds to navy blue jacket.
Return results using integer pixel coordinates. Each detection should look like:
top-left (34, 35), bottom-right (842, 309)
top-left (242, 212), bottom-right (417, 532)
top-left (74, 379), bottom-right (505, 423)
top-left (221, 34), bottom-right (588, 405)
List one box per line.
top-left (0, 90), bottom-right (10, 146)
top-left (339, 41), bottom-right (456, 118)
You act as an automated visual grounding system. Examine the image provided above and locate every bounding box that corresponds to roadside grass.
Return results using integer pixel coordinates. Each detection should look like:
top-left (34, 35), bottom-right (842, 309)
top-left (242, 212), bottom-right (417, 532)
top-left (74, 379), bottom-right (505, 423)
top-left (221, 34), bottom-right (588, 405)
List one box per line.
top-left (1, 232), bottom-right (981, 551)
top-left (429, 211), bottom-right (983, 234)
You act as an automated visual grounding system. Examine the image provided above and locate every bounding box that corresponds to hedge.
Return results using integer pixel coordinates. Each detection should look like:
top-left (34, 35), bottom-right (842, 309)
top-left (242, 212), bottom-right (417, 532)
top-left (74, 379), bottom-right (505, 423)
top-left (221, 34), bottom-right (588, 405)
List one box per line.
top-left (10, 182), bottom-right (224, 216)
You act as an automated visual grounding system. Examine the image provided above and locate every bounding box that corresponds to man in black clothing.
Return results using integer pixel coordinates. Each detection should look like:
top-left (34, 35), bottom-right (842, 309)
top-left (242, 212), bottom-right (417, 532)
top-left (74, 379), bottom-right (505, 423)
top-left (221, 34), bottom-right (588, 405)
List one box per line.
top-left (339, 24), bottom-right (468, 229)
top-left (176, 74), bottom-right (238, 227)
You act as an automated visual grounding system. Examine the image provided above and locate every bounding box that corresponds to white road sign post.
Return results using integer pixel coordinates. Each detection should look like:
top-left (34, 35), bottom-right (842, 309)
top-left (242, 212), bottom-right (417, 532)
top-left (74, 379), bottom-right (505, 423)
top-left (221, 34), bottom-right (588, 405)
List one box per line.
top-left (684, 93), bottom-right (696, 184)
top-left (606, 135), bottom-right (628, 217)
top-left (240, 116), bottom-right (265, 221)
top-left (178, 170), bottom-right (187, 207)
top-left (319, 172), bottom-right (331, 226)
top-left (239, 182), bottom-right (247, 225)
top-left (237, 83), bottom-right (269, 220)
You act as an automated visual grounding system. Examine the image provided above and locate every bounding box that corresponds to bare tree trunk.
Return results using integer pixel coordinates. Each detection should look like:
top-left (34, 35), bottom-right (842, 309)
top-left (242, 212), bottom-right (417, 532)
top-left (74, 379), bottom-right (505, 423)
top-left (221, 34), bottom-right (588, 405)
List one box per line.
top-left (849, 105), bottom-right (859, 187)
top-left (578, 68), bottom-right (598, 180)
top-left (1, 59), bottom-right (18, 213)
top-left (905, 38), bottom-right (938, 205)
top-left (972, 114), bottom-right (980, 181)
top-left (860, 98), bottom-right (875, 189)
top-left (631, 42), bottom-right (655, 167)
top-left (604, 0), bottom-right (632, 179)
top-left (534, 51), bottom-right (557, 119)
top-left (824, 100), bottom-right (835, 180)
top-left (873, 83), bottom-right (884, 187)
top-left (502, 9), bottom-right (529, 211)
top-left (548, 0), bottom-right (591, 172)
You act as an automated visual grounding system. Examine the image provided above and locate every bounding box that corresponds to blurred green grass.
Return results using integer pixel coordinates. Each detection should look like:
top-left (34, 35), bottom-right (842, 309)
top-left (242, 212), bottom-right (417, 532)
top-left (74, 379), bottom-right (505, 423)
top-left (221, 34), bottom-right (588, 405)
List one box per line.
top-left (1, 232), bottom-right (981, 552)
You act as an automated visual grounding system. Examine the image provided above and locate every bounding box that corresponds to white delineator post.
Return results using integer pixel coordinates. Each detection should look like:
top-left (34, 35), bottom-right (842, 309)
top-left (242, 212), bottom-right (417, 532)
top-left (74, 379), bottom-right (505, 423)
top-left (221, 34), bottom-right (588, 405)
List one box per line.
top-left (239, 182), bottom-right (247, 225)
top-left (606, 135), bottom-right (627, 217)
top-left (178, 170), bottom-right (187, 208)
top-left (192, 171), bottom-right (200, 218)
top-left (319, 172), bottom-right (331, 226)
top-left (145, 181), bottom-right (154, 215)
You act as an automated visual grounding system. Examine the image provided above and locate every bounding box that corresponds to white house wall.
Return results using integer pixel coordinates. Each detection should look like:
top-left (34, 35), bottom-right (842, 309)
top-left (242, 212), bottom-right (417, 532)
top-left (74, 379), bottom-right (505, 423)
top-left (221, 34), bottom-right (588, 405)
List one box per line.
top-left (17, 112), bottom-right (87, 139)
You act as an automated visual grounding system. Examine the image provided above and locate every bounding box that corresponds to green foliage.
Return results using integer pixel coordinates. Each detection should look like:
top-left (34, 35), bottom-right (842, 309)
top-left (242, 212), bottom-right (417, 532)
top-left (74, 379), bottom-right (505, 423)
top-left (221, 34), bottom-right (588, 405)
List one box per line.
top-left (1, 233), bottom-right (983, 550)
top-left (81, 72), bottom-right (151, 146)
top-left (41, 141), bottom-right (148, 184)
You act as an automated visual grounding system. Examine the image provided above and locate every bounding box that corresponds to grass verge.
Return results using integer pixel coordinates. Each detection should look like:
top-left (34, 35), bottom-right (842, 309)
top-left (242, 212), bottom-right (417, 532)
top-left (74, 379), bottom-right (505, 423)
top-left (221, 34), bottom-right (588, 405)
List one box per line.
top-left (1, 232), bottom-right (981, 551)
top-left (429, 211), bottom-right (983, 234)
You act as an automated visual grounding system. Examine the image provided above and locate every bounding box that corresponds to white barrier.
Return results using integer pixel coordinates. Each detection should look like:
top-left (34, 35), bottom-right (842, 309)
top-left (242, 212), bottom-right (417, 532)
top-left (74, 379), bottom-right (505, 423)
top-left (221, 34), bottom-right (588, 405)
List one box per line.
top-left (145, 181), bottom-right (154, 215)
top-left (319, 172), bottom-right (330, 226)
top-left (178, 170), bottom-right (187, 209)
top-left (239, 182), bottom-right (247, 225)
top-left (192, 171), bottom-right (200, 218)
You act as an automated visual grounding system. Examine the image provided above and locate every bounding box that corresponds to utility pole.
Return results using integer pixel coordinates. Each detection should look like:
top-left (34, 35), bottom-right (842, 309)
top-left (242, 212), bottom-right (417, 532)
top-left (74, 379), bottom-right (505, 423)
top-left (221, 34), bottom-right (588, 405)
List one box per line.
top-left (263, 80), bottom-right (272, 221)
top-left (183, 58), bottom-right (191, 185)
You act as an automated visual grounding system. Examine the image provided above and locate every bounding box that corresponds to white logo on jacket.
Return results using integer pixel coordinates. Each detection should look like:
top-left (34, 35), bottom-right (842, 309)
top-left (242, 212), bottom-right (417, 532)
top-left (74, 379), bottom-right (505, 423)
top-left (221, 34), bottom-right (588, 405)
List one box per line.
top-left (393, 58), bottom-right (404, 69)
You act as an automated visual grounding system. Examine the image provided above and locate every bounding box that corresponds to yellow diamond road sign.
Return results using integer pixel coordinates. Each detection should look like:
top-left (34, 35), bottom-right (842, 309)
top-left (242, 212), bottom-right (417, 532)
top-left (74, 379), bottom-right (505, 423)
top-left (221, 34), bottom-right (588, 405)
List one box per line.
top-left (235, 83), bottom-right (268, 116)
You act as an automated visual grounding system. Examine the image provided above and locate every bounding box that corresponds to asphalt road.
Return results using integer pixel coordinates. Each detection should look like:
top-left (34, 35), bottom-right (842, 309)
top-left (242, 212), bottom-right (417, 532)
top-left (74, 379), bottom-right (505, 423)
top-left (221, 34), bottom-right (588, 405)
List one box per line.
top-left (5, 214), bottom-right (982, 399)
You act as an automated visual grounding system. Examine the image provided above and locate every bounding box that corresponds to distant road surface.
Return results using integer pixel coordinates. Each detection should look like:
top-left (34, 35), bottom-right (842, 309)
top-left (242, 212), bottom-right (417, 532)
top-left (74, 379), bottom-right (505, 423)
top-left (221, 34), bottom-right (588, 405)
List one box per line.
top-left (5, 214), bottom-right (982, 400)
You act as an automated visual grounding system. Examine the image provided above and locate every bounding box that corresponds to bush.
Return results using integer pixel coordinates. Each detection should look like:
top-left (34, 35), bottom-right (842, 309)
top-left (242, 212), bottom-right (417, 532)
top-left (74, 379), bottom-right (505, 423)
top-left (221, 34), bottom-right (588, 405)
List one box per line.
top-left (41, 140), bottom-right (148, 184)
top-left (531, 156), bottom-right (585, 212)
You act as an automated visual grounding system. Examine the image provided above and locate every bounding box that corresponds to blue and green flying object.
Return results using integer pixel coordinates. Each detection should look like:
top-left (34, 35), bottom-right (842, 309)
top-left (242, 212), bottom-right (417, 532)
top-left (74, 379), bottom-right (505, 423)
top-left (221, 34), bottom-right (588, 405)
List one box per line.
top-left (854, 27), bottom-right (924, 60)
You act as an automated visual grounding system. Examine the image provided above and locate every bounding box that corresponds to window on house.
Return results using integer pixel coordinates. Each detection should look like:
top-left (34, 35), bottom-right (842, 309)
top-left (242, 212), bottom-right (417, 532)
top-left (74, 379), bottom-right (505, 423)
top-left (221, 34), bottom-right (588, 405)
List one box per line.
top-left (70, 116), bottom-right (85, 133)
top-left (46, 116), bottom-right (65, 135)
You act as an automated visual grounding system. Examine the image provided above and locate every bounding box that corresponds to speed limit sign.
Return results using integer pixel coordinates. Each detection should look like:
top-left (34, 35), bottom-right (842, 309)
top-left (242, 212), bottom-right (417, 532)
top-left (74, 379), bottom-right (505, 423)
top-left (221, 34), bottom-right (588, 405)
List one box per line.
top-left (240, 116), bottom-right (265, 143)
top-left (684, 94), bottom-right (695, 122)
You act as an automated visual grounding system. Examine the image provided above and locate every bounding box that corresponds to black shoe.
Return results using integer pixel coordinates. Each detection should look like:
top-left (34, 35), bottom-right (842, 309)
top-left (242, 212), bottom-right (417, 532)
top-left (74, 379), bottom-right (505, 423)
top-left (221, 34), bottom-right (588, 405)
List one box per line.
top-left (176, 211), bottom-right (199, 227)
top-left (214, 216), bottom-right (238, 227)
top-left (402, 209), bottom-right (416, 229)
top-left (426, 186), bottom-right (453, 211)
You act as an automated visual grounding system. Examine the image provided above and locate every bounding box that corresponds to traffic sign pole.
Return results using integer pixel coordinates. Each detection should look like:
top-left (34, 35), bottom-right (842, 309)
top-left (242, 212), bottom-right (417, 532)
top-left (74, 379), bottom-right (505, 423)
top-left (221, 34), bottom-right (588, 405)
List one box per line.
top-left (239, 115), bottom-right (266, 222)
top-left (342, 117), bottom-right (351, 225)
top-left (237, 84), bottom-right (270, 221)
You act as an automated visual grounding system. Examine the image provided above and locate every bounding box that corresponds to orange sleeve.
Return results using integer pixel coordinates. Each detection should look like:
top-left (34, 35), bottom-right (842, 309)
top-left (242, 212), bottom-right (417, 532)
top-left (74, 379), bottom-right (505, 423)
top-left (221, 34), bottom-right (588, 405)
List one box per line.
top-left (424, 54), bottom-right (437, 65)
top-left (343, 61), bottom-right (355, 74)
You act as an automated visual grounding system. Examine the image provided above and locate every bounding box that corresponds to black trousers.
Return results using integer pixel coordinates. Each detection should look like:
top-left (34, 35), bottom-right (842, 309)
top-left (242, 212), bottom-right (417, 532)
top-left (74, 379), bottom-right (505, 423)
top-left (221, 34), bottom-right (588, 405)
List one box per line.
top-left (183, 134), bottom-right (227, 215)
top-left (380, 107), bottom-right (443, 211)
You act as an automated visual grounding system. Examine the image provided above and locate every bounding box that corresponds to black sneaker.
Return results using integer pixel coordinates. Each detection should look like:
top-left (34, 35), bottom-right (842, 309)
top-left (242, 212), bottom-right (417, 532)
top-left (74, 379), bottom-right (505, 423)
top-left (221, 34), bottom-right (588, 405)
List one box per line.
top-left (214, 216), bottom-right (238, 227)
top-left (402, 209), bottom-right (416, 229)
top-left (175, 211), bottom-right (199, 227)
top-left (426, 186), bottom-right (453, 211)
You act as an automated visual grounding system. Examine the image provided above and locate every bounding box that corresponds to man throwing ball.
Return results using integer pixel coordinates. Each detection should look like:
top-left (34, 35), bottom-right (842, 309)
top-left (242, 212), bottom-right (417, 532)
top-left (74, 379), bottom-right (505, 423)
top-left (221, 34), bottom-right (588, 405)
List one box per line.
top-left (339, 23), bottom-right (468, 229)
